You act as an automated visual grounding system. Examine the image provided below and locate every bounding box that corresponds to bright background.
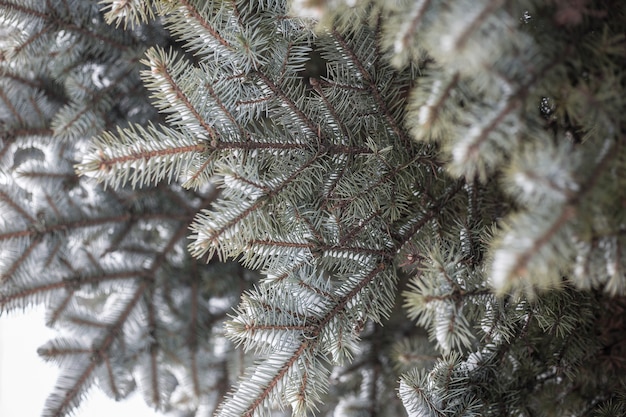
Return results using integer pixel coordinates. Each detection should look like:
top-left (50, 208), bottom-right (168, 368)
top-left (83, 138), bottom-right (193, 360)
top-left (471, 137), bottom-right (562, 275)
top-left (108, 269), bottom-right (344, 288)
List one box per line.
top-left (0, 307), bottom-right (163, 417)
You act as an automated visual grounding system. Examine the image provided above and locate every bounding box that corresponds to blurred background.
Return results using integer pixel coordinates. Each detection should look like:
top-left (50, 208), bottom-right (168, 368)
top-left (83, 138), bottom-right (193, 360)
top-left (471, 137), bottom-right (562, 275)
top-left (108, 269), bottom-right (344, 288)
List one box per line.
top-left (0, 308), bottom-right (162, 417)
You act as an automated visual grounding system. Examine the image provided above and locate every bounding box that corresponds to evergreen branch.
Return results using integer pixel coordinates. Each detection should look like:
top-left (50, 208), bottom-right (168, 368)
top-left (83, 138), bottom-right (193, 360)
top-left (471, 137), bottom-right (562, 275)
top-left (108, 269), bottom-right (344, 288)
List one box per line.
top-left (67, 315), bottom-right (116, 330)
top-left (277, 41), bottom-right (295, 82)
top-left (0, 1), bottom-right (131, 51)
top-left (295, 278), bottom-right (337, 303)
top-left (38, 339), bottom-right (93, 359)
top-left (2, 0), bottom-right (623, 415)
top-left (15, 167), bottom-right (75, 182)
top-left (178, 0), bottom-right (233, 50)
top-left (492, 140), bottom-right (620, 294)
top-left (0, 71), bottom-right (45, 90)
top-left (226, 173), bottom-right (271, 194)
top-left (249, 239), bottom-right (311, 250)
top-left (215, 141), bottom-right (313, 151)
top-left (408, 71), bottom-right (460, 142)
top-left (43, 210), bottom-right (200, 414)
top-left (493, 205), bottom-right (576, 292)
top-left (453, 96), bottom-right (521, 172)
top-left (420, 288), bottom-right (492, 304)
top-left (399, 370), bottom-right (446, 417)
top-left (392, 0), bottom-right (432, 57)
top-left (0, 1), bottom-right (249, 415)
top-left (161, 0), bottom-right (245, 67)
top-left (291, 205), bottom-right (326, 245)
top-left (94, 142), bottom-right (205, 177)
top-left (309, 78), bottom-right (351, 141)
top-left (102, 354), bottom-right (124, 400)
top-left (0, 213), bottom-right (135, 241)
top-left (324, 246), bottom-right (392, 261)
top-left (328, 155), bottom-right (420, 213)
top-left (190, 150), bottom-right (319, 260)
top-left (229, 285), bottom-right (326, 335)
top-left (226, 344), bottom-right (312, 417)
top-left (320, 262), bottom-right (387, 330)
top-left (254, 71), bottom-right (319, 138)
top-left (0, 87), bottom-right (24, 125)
top-left (0, 0), bottom-right (47, 19)
top-left (0, 189), bottom-right (36, 223)
top-left (222, 262), bottom-right (388, 416)
top-left (243, 323), bottom-right (317, 333)
top-left (59, 20), bottom-right (131, 51)
top-left (47, 291), bottom-right (75, 326)
top-left (453, 0), bottom-right (503, 53)
top-left (0, 271), bottom-right (144, 310)
top-left (146, 204), bottom-right (197, 274)
top-left (144, 47), bottom-right (218, 141)
top-left (265, 258), bottom-right (313, 283)
top-left (11, 21), bottom-right (55, 57)
top-left (203, 80), bottom-right (247, 139)
top-left (0, 235), bottom-right (41, 284)
top-left (250, 239), bottom-right (391, 260)
top-left (100, 0), bottom-right (157, 29)
top-left (331, 30), bottom-right (413, 149)
top-left (46, 281), bottom-right (149, 417)
top-left (395, 180), bottom-right (465, 245)
top-left (77, 123), bottom-right (208, 188)
top-left (53, 65), bottom-right (138, 139)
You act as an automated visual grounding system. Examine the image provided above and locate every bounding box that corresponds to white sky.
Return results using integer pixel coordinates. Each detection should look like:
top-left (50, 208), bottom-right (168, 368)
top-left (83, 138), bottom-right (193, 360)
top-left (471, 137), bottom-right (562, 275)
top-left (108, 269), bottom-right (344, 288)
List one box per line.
top-left (0, 307), bottom-right (163, 417)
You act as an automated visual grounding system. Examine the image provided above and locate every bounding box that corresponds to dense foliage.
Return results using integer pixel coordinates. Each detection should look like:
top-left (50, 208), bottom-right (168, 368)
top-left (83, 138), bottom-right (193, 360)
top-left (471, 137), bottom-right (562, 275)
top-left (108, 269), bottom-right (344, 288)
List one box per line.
top-left (0, 0), bottom-right (624, 416)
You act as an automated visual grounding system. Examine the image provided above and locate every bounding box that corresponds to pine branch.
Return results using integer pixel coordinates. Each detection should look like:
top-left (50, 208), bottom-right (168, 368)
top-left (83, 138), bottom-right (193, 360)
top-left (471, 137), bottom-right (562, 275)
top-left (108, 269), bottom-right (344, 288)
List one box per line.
top-left (2, 0), bottom-right (625, 416)
top-left (0, 2), bottom-right (252, 415)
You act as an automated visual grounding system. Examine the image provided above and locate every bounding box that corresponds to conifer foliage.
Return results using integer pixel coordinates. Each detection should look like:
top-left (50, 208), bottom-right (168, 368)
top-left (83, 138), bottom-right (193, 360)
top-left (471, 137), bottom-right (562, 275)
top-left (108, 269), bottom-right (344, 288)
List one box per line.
top-left (1, 0), bottom-right (625, 416)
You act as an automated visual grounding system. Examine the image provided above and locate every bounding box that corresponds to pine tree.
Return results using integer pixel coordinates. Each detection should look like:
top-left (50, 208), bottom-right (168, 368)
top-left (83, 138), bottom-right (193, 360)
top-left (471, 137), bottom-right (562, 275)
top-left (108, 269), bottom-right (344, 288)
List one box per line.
top-left (0, 0), bottom-right (625, 416)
